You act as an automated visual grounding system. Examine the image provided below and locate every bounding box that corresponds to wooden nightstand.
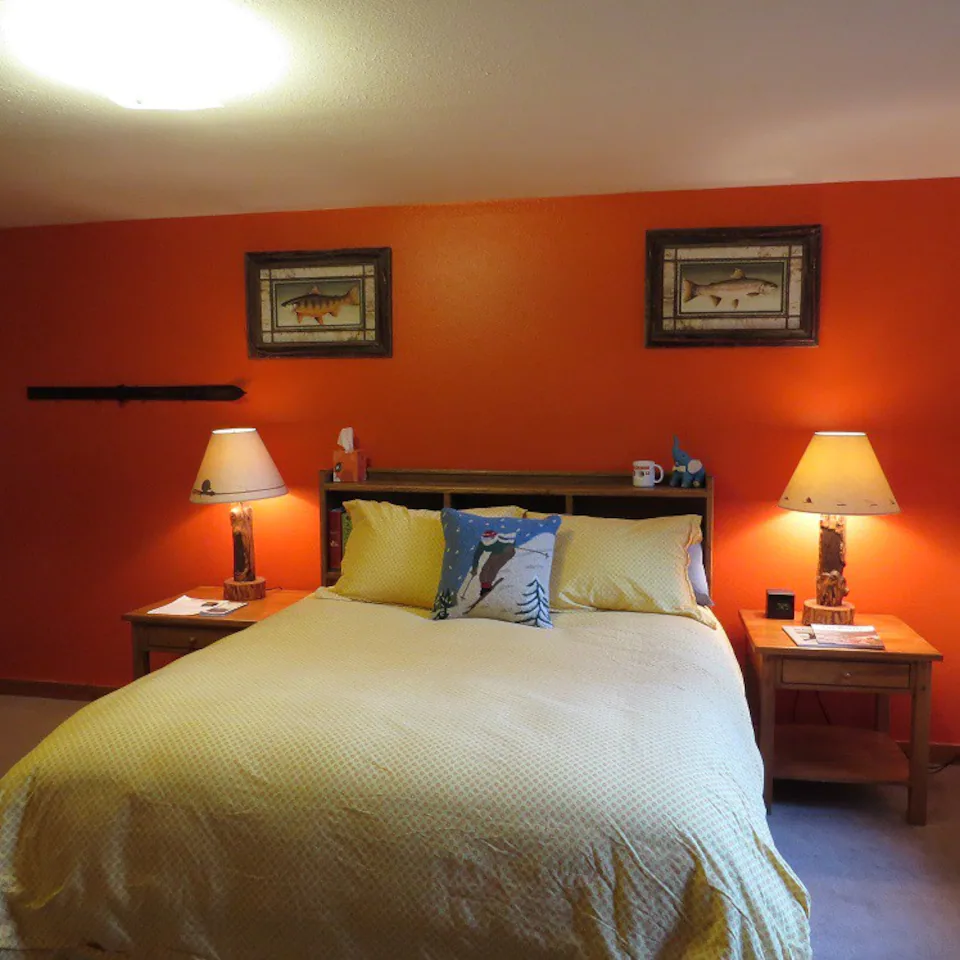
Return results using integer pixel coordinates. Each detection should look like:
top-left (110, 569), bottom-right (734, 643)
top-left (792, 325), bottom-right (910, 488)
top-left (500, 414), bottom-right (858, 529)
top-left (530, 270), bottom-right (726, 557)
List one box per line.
top-left (740, 609), bottom-right (942, 825)
top-left (123, 586), bottom-right (311, 679)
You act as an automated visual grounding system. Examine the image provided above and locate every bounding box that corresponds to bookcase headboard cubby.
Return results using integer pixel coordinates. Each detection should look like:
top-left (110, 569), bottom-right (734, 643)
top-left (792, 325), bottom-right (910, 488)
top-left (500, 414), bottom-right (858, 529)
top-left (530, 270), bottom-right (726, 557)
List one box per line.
top-left (319, 468), bottom-right (713, 589)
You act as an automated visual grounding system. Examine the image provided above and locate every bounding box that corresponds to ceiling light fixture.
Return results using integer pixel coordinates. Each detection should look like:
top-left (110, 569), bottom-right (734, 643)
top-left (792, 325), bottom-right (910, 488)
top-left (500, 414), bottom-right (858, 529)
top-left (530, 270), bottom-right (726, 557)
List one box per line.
top-left (2, 0), bottom-right (286, 110)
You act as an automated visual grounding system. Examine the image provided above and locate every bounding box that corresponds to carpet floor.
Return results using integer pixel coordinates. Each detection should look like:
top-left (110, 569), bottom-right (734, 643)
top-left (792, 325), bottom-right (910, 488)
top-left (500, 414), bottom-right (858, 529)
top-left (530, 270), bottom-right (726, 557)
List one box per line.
top-left (2, 694), bottom-right (959, 958)
top-left (769, 771), bottom-right (960, 959)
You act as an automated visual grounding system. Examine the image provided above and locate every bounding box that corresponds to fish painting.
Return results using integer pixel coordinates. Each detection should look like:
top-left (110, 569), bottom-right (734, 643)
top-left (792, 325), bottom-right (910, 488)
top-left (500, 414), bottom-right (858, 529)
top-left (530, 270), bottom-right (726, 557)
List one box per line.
top-left (681, 268), bottom-right (778, 309)
top-left (281, 284), bottom-right (360, 324)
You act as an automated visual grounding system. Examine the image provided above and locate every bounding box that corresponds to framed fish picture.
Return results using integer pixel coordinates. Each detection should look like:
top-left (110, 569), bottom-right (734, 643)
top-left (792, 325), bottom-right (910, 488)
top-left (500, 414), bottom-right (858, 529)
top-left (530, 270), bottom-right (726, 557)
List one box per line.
top-left (645, 225), bottom-right (821, 347)
top-left (245, 248), bottom-right (392, 358)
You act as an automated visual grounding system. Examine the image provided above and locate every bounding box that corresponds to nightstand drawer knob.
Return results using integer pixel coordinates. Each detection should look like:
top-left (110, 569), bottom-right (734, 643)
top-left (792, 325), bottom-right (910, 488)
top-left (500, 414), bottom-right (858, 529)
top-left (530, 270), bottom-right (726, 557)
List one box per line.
top-left (842, 671), bottom-right (852, 680)
top-left (188, 637), bottom-right (199, 650)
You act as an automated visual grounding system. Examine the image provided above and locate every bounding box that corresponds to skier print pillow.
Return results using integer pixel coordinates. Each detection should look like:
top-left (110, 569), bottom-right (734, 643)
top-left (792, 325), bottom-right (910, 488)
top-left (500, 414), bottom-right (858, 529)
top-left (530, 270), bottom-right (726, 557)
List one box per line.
top-left (432, 509), bottom-right (562, 628)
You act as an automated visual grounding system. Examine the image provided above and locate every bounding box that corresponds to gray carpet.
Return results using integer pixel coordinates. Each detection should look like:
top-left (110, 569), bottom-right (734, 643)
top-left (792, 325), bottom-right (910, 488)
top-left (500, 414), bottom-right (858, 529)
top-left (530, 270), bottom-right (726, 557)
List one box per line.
top-left (769, 771), bottom-right (960, 959)
top-left (2, 695), bottom-right (959, 958)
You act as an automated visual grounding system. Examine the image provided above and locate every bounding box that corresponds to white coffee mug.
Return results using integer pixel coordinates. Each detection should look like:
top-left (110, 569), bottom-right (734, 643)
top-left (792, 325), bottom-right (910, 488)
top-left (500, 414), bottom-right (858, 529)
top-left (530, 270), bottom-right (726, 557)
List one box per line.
top-left (632, 460), bottom-right (665, 488)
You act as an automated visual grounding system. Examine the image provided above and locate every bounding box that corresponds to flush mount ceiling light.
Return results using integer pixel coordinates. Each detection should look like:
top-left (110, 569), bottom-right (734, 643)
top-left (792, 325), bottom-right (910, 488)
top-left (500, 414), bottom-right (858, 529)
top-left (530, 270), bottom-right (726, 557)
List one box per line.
top-left (2, 0), bottom-right (286, 110)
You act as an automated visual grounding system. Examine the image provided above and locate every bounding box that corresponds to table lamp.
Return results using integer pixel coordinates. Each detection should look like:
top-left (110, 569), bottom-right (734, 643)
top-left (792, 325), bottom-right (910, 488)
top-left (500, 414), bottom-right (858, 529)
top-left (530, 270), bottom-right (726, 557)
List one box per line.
top-left (190, 428), bottom-right (287, 601)
top-left (778, 431), bottom-right (899, 625)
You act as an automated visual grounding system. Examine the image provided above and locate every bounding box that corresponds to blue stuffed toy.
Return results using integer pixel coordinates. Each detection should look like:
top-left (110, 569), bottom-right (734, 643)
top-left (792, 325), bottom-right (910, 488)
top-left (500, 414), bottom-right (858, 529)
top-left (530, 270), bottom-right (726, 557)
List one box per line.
top-left (669, 436), bottom-right (706, 488)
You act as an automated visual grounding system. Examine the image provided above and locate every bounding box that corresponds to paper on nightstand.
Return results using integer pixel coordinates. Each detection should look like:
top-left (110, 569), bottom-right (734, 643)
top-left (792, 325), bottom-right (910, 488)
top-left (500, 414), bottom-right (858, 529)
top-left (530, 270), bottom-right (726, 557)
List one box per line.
top-left (148, 596), bottom-right (247, 616)
top-left (783, 624), bottom-right (883, 649)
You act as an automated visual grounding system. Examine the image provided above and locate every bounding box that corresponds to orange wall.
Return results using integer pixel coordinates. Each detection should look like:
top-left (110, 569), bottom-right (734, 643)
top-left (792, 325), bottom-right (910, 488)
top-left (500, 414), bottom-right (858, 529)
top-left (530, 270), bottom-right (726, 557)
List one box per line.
top-left (1, 180), bottom-right (958, 739)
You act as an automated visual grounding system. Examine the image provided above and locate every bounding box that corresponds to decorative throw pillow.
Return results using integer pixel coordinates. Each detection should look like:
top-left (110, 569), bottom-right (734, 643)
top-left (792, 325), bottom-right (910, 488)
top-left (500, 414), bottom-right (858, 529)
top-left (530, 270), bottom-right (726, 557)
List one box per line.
top-left (333, 501), bottom-right (527, 609)
top-left (433, 510), bottom-right (561, 628)
top-left (527, 512), bottom-right (711, 625)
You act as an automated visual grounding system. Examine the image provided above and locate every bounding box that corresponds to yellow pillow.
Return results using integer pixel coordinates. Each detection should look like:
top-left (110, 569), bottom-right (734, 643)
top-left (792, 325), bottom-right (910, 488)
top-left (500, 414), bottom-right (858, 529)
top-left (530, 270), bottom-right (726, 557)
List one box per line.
top-left (528, 512), bottom-right (710, 625)
top-left (333, 501), bottom-right (525, 608)
top-left (462, 505), bottom-right (526, 519)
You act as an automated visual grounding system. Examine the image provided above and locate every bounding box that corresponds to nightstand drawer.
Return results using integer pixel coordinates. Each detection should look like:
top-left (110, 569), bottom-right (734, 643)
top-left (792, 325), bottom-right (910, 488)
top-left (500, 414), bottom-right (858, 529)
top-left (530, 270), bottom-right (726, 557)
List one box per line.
top-left (781, 659), bottom-right (911, 690)
top-left (136, 623), bottom-right (239, 652)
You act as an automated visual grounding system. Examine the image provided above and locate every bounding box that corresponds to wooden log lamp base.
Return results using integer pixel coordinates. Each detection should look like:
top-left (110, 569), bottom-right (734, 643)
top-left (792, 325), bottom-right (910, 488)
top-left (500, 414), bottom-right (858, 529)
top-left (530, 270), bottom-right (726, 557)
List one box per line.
top-left (224, 502), bottom-right (267, 601)
top-left (802, 514), bottom-right (856, 625)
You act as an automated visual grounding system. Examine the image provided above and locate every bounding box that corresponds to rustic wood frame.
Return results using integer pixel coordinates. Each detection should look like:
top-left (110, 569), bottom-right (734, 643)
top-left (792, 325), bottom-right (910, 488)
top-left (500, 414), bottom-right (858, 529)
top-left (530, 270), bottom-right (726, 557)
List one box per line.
top-left (246, 247), bottom-right (392, 359)
top-left (645, 225), bottom-right (821, 348)
top-left (318, 468), bottom-right (714, 589)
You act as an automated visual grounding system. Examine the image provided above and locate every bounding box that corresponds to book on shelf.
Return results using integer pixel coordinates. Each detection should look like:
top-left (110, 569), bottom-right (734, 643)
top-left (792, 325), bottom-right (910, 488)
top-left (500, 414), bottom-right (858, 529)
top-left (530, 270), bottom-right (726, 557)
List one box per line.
top-left (327, 507), bottom-right (344, 568)
top-left (783, 624), bottom-right (885, 650)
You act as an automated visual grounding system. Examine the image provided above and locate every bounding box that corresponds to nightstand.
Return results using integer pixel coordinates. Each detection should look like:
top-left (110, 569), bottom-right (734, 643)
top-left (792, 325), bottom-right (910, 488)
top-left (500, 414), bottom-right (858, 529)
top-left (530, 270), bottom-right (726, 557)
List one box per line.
top-left (123, 586), bottom-right (311, 679)
top-left (740, 609), bottom-right (942, 825)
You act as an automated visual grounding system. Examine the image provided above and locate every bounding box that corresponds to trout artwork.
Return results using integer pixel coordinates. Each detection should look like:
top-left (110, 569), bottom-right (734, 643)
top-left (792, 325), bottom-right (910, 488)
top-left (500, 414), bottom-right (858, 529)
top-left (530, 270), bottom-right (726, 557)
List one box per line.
top-left (281, 284), bottom-right (360, 324)
top-left (246, 247), bottom-right (391, 358)
top-left (644, 225), bottom-right (821, 348)
top-left (681, 268), bottom-right (778, 310)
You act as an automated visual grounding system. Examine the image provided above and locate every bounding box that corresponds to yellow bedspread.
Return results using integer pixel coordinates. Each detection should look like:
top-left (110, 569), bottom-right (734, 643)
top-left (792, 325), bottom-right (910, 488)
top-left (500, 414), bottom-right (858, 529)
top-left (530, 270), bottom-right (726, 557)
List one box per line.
top-left (0, 597), bottom-right (810, 959)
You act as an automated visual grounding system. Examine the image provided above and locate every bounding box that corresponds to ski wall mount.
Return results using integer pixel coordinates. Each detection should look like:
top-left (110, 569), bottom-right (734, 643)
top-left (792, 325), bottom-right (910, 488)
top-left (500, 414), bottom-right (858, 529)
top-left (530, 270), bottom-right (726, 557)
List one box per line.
top-left (26, 384), bottom-right (246, 404)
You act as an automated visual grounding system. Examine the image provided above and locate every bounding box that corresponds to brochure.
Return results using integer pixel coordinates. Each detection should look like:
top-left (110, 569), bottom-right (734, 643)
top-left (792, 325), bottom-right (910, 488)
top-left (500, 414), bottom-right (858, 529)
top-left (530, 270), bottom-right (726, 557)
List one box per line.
top-left (148, 595), bottom-right (248, 617)
top-left (783, 624), bottom-right (884, 650)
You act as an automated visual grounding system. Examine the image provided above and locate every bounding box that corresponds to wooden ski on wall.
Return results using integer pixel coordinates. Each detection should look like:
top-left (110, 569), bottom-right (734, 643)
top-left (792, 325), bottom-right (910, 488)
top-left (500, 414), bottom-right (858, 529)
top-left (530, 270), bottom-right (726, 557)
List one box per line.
top-left (26, 385), bottom-right (246, 404)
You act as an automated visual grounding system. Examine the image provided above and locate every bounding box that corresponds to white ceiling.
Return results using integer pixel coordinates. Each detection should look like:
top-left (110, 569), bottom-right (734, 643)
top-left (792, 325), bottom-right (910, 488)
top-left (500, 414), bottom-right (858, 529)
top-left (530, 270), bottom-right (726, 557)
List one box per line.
top-left (1, 0), bottom-right (959, 228)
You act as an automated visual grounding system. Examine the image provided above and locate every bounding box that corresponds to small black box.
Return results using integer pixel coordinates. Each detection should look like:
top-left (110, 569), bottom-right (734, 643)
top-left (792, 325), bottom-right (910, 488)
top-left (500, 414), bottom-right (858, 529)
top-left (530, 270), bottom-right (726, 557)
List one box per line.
top-left (766, 589), bottom-right (795, 620)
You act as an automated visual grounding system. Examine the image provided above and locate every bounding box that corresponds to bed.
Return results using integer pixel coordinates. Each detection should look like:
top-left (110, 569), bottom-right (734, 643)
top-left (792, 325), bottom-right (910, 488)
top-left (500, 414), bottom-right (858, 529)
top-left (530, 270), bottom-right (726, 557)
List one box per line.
top-left (0, 471), bottom-right (811, 959)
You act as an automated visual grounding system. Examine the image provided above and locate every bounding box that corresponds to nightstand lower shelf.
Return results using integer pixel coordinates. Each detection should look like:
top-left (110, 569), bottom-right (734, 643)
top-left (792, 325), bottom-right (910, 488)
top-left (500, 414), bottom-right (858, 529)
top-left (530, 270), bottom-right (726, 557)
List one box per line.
top-left (773, 724), bottom-right (909, 785)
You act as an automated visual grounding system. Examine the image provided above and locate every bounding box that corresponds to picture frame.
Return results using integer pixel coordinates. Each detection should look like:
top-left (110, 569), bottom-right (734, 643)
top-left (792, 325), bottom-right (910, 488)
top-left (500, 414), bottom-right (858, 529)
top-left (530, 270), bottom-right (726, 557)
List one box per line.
top-left (245, 248), bottom-right (392, 359)
top-left (645, 225), bottom-right (821, 348)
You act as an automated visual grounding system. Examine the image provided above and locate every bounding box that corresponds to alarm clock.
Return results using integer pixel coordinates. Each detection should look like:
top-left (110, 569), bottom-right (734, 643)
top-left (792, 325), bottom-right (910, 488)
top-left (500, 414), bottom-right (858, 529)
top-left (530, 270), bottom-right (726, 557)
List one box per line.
top-left (766, 589), bottom-right (795, 620)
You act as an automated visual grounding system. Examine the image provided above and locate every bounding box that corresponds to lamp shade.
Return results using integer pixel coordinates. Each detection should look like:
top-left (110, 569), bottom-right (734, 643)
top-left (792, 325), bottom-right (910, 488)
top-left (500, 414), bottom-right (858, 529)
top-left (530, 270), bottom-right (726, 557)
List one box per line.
top-left (778, 432), bottom-right (899, 516)
top-left (189, 428), bottom-right (287, 504)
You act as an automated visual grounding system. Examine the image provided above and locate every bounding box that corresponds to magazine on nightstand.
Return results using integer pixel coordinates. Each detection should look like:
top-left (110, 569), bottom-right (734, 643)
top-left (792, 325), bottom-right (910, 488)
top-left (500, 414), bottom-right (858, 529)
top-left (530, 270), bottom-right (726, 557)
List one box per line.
top-left (148, 596), bottom-right (248, 617)
top-left (783, 624), bottom-right (885, 650)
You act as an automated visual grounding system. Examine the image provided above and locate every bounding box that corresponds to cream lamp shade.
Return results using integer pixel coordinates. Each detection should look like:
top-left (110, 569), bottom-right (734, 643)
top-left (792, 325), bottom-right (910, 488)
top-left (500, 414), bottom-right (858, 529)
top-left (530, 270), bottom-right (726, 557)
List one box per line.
top-left (778, 432), bottom-right (899, 517)
top-left (190, 428), bottom-right (287, 504)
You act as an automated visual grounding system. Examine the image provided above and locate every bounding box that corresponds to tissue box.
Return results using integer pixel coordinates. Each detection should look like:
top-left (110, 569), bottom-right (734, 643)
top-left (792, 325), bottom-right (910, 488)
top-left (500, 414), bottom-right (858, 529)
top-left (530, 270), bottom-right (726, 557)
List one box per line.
top-left (332, 450), bottom-right (368, 482)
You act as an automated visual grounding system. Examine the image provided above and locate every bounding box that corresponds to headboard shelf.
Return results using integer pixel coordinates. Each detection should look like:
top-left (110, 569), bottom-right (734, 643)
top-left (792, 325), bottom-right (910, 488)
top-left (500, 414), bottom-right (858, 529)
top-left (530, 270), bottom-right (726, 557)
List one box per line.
top-left (326, 471), bottom-right (710, 497)
top-left (319, 469), bottom-right (713, 588)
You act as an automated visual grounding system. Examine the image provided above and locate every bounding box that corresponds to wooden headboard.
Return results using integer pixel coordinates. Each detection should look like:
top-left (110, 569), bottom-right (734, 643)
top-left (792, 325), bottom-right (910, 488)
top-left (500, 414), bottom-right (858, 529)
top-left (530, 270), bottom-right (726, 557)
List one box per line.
top-left (319, 469), bottom-right (714, 589)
